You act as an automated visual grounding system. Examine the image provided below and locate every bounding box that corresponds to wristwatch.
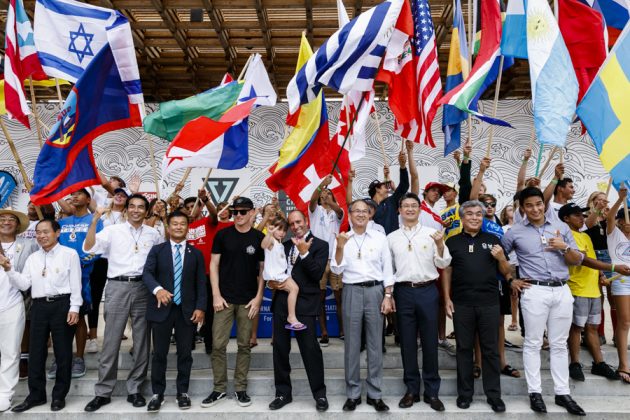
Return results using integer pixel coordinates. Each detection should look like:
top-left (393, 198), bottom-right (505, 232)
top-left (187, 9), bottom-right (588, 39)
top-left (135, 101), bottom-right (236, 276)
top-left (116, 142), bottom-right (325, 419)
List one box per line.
top-left (560, 245), bottom-right (570, 255)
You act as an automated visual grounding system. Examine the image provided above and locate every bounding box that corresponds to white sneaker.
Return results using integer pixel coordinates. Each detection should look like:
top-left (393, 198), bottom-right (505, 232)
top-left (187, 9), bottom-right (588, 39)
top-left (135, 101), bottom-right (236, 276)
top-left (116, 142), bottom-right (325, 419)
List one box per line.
top-left (0, 398), bottom-right (11, 412)
top-left (86, 338), bottom-right (98, 354)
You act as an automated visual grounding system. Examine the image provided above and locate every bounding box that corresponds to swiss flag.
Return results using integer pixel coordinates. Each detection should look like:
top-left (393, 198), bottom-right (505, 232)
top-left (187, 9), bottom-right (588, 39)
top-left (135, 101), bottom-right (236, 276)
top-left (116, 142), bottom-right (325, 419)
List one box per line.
top-left (267, 119), bottom-right (348, 230)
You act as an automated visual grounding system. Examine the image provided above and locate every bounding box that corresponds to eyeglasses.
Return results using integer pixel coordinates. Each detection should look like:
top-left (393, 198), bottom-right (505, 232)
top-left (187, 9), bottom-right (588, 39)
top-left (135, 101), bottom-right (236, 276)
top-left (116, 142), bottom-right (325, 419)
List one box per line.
top-left (0, 217), bottom-right (17, 223)
top-left (351, 209), bottom-right (370, 215)
top-left (484, 202), bottom-right (497, 208)
top-left (233, 209), bottom-right (250, 216)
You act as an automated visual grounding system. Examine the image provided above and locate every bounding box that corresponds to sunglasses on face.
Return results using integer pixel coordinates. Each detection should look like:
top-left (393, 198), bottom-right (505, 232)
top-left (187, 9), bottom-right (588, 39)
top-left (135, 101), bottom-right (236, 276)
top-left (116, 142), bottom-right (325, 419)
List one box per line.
top-left (233, 209), bottom-right (250, 216)
top-left (484, 202), bottom-right (497, 208)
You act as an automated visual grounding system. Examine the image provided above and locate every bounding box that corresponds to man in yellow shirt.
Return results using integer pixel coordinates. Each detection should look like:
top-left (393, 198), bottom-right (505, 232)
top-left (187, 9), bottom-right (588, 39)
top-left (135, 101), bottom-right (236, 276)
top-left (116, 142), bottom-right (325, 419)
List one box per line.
top-left (560, 204), bottom-right (628, 382)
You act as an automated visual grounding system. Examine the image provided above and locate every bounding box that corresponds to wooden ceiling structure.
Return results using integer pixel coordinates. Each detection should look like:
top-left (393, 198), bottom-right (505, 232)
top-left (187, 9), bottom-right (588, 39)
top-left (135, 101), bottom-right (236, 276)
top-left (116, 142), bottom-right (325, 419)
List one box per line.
top-left (0, 0), bottom-right (530, 102)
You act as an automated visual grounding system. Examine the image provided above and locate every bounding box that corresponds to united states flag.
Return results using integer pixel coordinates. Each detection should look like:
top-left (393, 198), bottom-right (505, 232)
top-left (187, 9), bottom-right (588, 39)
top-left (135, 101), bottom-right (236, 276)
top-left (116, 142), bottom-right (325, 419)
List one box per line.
top-left (378, 0), bottom-right (442, 146)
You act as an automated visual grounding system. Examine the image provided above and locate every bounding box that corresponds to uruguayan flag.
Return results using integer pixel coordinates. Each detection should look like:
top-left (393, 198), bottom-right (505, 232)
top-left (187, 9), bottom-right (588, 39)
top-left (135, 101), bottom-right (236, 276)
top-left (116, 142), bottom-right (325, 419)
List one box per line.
top-left (286, 0), bottom-right (403, 114)
top-left (34, 0), bottom-right (142, 104)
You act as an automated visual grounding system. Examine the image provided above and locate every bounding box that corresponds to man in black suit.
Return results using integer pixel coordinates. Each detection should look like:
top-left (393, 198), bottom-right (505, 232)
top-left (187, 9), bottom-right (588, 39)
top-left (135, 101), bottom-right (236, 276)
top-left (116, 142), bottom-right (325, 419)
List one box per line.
top-left (142, 210), bottom-right (207, 412)
top-left (269, 210), bottom-right (329, 412)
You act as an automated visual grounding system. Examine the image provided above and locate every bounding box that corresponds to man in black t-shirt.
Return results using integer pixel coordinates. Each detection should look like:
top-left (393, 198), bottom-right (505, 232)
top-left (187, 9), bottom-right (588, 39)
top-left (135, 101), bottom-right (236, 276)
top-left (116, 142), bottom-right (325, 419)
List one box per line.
top-left (202, 197), bottom-right (264, 409)
top-left (443, 200), bottom-right (514, 413)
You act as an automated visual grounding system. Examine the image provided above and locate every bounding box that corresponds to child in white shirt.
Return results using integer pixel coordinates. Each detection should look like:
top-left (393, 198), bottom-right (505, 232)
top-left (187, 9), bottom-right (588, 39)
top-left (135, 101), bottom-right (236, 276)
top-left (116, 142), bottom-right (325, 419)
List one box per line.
top-left (262, 217), bottom-right (306, 331)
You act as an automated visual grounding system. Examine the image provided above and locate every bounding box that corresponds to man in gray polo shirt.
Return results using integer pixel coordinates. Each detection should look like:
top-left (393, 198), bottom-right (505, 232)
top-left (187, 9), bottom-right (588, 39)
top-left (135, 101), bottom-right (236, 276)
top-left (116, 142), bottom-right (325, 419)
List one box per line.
top-left (502, 187), bottom-right (585, 416)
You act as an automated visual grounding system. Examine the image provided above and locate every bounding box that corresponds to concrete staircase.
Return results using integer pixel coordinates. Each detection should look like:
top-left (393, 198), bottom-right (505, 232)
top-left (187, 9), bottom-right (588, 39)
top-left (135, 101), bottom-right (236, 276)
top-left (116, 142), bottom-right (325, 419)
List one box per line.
top-left (10, 337), bottom-right (630, 418)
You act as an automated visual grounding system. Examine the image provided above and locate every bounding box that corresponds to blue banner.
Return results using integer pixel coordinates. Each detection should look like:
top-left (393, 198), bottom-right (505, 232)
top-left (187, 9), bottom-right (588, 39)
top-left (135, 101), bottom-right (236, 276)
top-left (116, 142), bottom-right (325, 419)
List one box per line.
top-left (0, 171), bottom-right (17, 208)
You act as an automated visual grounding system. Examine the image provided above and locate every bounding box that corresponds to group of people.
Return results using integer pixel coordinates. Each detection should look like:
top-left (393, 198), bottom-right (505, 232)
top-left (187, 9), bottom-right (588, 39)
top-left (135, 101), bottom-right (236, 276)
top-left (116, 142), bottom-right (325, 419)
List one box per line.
top-left (0, 139), bottom-right (629, 416)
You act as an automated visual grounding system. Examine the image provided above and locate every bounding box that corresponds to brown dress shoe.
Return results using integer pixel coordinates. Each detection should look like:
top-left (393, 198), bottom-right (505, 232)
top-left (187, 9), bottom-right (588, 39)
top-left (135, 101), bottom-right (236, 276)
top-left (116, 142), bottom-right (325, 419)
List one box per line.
top-left (398, 393), bottom-right (420, 408)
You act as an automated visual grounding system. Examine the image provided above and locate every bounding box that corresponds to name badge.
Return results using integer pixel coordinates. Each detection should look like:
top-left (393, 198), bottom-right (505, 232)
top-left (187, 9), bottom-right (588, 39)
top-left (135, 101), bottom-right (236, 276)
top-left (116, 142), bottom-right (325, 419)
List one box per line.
top-left (468, 244), bottom-right (474, 253)
top-left (541, 235), bottom-right (548, 245)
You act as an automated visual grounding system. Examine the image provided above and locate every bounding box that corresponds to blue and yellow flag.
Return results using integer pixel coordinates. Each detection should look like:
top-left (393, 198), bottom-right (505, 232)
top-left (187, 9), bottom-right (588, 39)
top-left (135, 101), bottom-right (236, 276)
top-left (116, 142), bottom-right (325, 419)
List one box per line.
top-left (442, 0), bottom-right (469, 156)
top-left (577, 24), bottom-right (630, 197)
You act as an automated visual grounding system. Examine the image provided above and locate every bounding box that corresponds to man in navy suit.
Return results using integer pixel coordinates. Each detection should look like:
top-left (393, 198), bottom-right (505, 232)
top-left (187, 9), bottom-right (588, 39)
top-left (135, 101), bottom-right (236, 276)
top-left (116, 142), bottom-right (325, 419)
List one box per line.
top-left (269, 210), bottom-right (329, 412)
top-left (142, 210), bottom-right (207, 412)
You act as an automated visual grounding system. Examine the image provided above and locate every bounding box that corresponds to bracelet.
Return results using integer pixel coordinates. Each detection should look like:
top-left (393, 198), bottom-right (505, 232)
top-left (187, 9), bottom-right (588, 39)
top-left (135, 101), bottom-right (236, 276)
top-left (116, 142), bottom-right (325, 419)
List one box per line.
top-left (317, 186), bottom-right (322, 192)
top-left (612, 264), bottom-right (616, 273)
top-left (522, 159), bottom-right (528, 165)
top-left (551, 178), bottom-right (559, 185)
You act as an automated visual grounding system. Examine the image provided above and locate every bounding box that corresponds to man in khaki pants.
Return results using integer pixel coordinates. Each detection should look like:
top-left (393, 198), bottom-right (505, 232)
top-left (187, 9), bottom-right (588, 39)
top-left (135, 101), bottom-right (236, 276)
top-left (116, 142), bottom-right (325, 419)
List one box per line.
top-left (201, 197), bottom-right (264, 408)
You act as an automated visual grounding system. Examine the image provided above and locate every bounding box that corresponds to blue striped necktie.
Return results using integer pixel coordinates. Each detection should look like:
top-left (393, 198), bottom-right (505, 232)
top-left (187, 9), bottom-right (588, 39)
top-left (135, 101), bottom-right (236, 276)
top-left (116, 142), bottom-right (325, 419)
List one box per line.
top-left (173, 244), bottom-right (182, 305)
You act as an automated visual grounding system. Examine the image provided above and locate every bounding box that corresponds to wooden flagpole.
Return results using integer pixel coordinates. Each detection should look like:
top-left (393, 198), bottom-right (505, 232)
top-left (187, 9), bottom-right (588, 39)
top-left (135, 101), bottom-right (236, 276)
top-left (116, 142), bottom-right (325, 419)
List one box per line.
top-left (142, 111), bottom-right (161, 199)
top-left (28, 76), bottom-right (44, 148)
top-left (538, 146), bottom-right (559, 179)
top-left (215, 164), bottom-right (275, 219)
top-left (466, 0), bottom-right (474, 143)
top-left (372, 111), bottom-right (388, 167)
top-left (485, 55), bottom-right (505, 158)
top-left (605, 176), bottom-right (613, 197)
top-left (190, 168), bottom-right (213, 217)
top-left (0, 117), bottom-right (43, 218)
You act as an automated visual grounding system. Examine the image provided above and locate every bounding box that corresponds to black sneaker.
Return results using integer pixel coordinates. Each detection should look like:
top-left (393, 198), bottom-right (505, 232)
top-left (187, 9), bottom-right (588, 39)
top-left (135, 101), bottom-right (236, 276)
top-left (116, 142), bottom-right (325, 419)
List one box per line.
top-left (200, 391), bottom-right (226, 408)
top-left (234, 391), bottom-right (252, 407)
top-left (569, 362), bottom-right (585, 381)
top-left (591, 361), bottom-right (620, 380)
top-left (319, 335), bottom-right (329, 347)
top-left (176, 393), bottom-right (191, 410)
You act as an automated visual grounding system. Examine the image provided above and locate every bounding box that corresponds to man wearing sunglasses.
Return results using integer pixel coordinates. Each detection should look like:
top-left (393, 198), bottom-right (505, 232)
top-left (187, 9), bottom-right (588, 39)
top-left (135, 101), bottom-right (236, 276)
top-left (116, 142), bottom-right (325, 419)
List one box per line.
top-left (203, 197), bottom-right (264, 409)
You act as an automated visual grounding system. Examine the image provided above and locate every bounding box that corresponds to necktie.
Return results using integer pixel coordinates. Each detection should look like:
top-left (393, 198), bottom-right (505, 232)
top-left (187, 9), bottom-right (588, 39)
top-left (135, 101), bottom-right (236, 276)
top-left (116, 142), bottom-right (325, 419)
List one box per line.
top-left (173, 244), bottom-right (182, 305)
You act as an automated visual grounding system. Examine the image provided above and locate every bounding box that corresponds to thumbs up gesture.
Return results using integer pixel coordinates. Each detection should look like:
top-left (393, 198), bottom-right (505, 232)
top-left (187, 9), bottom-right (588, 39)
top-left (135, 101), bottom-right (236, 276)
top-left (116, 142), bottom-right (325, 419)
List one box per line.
top-left (547, 229), bottom-right (568, 252)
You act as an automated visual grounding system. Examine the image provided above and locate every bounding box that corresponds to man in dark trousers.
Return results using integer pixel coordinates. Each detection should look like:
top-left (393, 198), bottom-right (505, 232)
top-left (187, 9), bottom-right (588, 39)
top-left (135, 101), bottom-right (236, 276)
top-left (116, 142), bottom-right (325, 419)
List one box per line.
top-left (142, 210), bottom-right (207, 412)
top-left (269, 210), bottom-right (329, 412)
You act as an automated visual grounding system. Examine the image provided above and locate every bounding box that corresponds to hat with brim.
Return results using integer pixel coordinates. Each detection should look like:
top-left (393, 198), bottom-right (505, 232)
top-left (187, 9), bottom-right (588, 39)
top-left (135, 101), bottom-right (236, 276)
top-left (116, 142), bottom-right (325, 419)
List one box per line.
top-left (0, 208), bottom-right (30, 234)
top-left (230, 196), bottom-right (254, 210)
top-left (558, 203), bottom-right (589, 221)
top-left (443, 182), bottom-right (460, 194)
top-left (423, 182), bottom-right (450, 196)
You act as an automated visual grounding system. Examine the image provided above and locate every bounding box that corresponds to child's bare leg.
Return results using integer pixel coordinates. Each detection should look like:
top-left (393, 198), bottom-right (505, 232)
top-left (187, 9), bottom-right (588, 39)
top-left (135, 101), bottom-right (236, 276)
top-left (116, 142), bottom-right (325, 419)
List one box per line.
top-left (285, 277), bottom-right (301, 325)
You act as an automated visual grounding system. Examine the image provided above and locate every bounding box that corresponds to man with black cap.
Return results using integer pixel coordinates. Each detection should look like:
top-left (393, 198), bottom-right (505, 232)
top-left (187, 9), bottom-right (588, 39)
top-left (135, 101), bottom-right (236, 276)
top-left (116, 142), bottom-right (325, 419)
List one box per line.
top-left (57, 188), bottom-right (103, 379)
top-left (559, 203), bottom-right (630, 382)
top-left (369, 151), bottom-right (408, 235)
top-left (202, 196), bottom-right (264, 408)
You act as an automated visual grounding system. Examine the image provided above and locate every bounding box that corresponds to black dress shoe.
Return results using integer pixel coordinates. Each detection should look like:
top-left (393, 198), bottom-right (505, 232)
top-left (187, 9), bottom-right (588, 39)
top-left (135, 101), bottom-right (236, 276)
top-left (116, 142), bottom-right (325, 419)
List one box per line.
top-left (555, 395), bottom-right (586, 416)
top-left (269, 395), bottom-right (292, 410)
top-left (456, 396), bottom-right (472, 409)
top-left (398, 393), bottom-right (420, 408)
top-left (85, 396), bottom-right (111, 412)
top-left (367, 397), bottom-right (390, 412)
top-left (11, 399), bottom-right (46, 413)
top-left (51, 400), bottom-right (65, 411)
top-left (487, 397), bottom-right (506, 413)
top-left (176, 393), bottom-right (191, 410)
top-left (127, 393), bottom-right (146, 407)
top-left (529, 393), bottom-right (547, 413)
top-left (147, 395), bottom-right (164, 412)
top-left (342, 397), bottom-right (361, 411)
top-left (315, 397), bottom-right (329, 412)
top-left (423, 395), bottom-right (445, 412)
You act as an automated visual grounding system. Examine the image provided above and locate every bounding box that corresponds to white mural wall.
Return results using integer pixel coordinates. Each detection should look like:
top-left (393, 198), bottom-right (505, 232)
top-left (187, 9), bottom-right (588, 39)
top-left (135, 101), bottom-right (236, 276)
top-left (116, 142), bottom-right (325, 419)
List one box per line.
top-left (0, 99), bottom-right (616, 214)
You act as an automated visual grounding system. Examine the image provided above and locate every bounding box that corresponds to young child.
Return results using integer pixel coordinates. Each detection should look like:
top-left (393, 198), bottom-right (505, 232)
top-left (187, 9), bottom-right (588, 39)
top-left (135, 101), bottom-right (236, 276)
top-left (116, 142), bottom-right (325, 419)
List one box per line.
top-left (262, 217), bottom-right (306, 331)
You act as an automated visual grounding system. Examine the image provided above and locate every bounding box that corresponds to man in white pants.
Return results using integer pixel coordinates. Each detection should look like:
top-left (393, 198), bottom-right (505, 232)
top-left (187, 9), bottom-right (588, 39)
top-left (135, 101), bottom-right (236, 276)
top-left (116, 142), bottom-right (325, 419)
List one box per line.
top-left (502, 187), bottom-right (585, 416)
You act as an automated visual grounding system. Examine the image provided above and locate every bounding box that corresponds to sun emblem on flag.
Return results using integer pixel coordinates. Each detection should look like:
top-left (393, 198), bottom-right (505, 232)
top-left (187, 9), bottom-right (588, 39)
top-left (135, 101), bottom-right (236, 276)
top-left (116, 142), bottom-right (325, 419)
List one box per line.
top-left (68, 23), bottom-right (95, 63)
top-left (526, 9), bottom-right (553, 43)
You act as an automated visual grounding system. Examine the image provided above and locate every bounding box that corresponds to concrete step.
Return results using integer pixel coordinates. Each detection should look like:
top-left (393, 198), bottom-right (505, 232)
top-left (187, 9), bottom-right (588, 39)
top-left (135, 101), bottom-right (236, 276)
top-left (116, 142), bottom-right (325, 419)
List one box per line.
top-left (76, 338), bottom-right (623, 371)
top-left (14, 368), bottom-right (629, 398)
top-left (5, 396), bottom-right (630, 419)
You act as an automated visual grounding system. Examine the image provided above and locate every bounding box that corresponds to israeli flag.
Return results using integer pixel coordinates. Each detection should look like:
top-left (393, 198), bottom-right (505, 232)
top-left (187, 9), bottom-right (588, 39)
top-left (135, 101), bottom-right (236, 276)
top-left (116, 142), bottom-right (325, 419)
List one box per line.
top-left (34, 0), bottom-right (142, 104)
top-left (286, 0), bottom-right (403, 114)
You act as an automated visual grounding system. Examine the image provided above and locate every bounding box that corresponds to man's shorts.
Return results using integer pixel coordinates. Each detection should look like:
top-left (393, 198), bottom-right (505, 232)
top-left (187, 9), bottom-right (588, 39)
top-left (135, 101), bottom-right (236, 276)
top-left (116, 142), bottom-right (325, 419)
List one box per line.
top-left (320, 260), bottom-right (343, 291)
top-left (572, 296), bottom-right (602, 327)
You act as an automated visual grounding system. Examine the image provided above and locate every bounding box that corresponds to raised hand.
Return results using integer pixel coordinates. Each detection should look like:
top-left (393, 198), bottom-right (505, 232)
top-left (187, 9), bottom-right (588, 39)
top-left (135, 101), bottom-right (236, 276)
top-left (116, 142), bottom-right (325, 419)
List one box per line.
top-left (554, 163), bottom-right (565, 180)
top-left (430, 230), bottom-right (444, 246)
top-left (292, 236), bottom-right (313, 255)
top-left (336, 232), bottom-right (350, 249)
top-left (523, 148), bottom-right (532, 161)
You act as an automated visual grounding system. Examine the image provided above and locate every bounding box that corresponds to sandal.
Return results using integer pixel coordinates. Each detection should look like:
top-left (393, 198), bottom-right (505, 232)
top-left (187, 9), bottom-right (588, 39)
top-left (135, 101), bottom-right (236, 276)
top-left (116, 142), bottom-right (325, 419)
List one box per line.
top-left (473, 365), bottom-right (481, 379)
top-left (285, 322), bottom-right (307, 331)
top-left (617, 370), bottom-right (630, 384)
top-left (507, 323), bottom-right (518, 332)
top-left (446, 331), bottom-right (456, 340)
top-left (501, 364), bottom-right (521, 378)
top-left (249, 341), bottom-right (258, 349)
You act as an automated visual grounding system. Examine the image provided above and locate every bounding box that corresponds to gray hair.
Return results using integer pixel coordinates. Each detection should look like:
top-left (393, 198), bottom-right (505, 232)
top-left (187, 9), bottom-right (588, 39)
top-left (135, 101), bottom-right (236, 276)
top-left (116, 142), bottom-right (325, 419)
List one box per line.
top-left (459, 200), bottom-right (487, 218)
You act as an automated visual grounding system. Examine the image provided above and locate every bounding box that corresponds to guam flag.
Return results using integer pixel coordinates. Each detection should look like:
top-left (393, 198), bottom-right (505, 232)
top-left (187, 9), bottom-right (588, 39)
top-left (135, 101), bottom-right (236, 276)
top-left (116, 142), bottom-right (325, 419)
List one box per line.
top-left (30, 44), bottom-right (141, 205)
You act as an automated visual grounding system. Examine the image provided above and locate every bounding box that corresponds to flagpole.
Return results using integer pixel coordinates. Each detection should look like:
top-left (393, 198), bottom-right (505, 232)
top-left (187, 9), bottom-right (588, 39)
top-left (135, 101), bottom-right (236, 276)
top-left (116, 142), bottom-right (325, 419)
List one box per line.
top-left (605, 176), bottom-right (613, 198)
top-left (484, 56), bottom-right (505, 158)
top-left (466, 0), bottom-right (474, 144)
top-left (0, 117), bottom-right (43, 219)
top-left (215, 163), bottom-right (275, 219)
top-left (372, 110), bottom-right (388, 168)
top-left (28, 76), bottom-right (44, 148)
top-left (535, 144), bottom-right (544, 177)
top-left (331, 95), bottom-right (366, 175)
top-left (54, 78), bottom-right (64, 111)
top-left (238, 55), bottom-right (254, 82)
top-left (624, 199), bottom-right (629, 225)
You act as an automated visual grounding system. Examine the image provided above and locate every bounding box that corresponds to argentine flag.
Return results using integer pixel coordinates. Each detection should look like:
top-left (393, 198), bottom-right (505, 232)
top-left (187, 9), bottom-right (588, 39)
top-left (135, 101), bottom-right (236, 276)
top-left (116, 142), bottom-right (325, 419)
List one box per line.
top-left (526, 0), bottom-right (578, 147)
top-left (34, 0), bottom-right (142, 104)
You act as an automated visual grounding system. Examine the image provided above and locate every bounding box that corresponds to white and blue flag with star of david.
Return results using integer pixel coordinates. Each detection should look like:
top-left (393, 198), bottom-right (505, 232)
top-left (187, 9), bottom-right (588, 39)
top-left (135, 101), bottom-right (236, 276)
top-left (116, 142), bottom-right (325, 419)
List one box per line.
top-left (34, 0), bottom-right (143, 104)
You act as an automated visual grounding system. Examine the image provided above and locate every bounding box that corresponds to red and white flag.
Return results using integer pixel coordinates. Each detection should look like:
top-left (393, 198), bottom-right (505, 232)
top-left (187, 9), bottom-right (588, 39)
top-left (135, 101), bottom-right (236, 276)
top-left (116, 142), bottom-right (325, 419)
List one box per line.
top-left (4, 0), bottom-right (47, 128)
top-left (377, 0), bottom-right (442, 147)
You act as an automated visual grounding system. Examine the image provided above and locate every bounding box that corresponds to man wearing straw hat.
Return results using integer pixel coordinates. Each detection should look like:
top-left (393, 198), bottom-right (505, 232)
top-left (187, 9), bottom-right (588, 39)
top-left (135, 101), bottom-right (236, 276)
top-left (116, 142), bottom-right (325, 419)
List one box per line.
top-left (0, 208), bottom-right (37, 411)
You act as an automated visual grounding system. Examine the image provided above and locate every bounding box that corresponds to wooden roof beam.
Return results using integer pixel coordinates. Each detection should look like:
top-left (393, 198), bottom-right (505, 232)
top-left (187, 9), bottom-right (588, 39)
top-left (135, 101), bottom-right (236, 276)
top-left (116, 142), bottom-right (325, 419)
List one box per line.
top-left (254, 0), bottom-right (279, 93)
top-left (201, 0), bottom-right (239, 77)
top-left (305, 0), bottom-right (314, 46)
